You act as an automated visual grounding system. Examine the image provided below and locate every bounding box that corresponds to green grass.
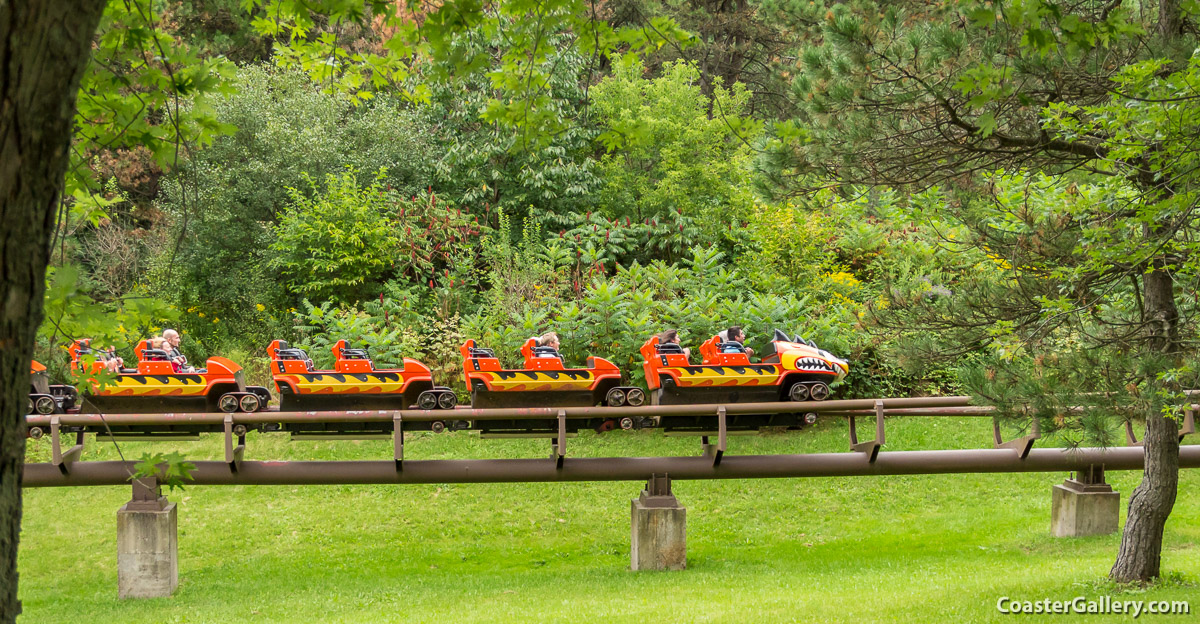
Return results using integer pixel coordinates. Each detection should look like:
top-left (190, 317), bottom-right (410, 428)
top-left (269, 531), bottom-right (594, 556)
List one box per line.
top-left (18, 417), bottom-right (1200, 623)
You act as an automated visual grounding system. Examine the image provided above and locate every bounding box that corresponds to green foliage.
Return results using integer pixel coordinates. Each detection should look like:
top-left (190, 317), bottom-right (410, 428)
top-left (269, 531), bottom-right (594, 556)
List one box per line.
top-left (270, 169), bottom-right (398, 299)
top-left (152, 65), bottom-right (439, 348)
top-left (168, 0), bottom-right (274, 64)
top-left (588, 59), bottom-right (760, 252)
top-left (472, 210), bottom-right (569, 328)
top-left (248, 0), bottom-right (691, 136)
top-left (751, 0), bottom-right (1171, 190)
top-left (872, 164), bottom-right (1200, 442)
top-left (132, 452), bottom-right (196, 492)
top-left (73, 0), bottom-right (236, 209)
top-left (268, 168), bottom-right (475, 302)
top-left (419, 20), bottom-right (602, 222)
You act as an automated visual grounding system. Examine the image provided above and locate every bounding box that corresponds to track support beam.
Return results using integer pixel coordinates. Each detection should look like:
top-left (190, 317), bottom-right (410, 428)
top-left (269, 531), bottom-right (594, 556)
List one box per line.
top-left (224, 414), bottom-right (244, 471)
top-left (849, 400), bottom-right (885, 462)
top-left (393, 413), bottom-right (403, 469)
top-left (994, 411), bottom-right (1039, 459)
top-left (50, 416), bottom-right (84, 474)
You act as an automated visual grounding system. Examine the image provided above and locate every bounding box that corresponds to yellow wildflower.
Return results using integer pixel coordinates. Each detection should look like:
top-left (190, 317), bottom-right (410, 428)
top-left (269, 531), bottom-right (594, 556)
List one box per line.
top-left (256, 303), bottom-right (266, 311)
top-left (827, 272), bottom-right (861, 288)
top-left (198, 312), bottom-right (205, 318)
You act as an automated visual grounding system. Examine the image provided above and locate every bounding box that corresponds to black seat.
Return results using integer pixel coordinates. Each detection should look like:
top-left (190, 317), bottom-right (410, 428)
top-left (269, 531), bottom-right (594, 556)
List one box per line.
top-left (142, 348), bottom-right (170, 361)
top-left (276, 345), bottom-right (312, 361)
top-left (469, 347), bottom-right (497, 358)
top-left (531, 346), bottom-right (562, 358)
top-left (339, 348), bottom-right (370, 360)
top-left (273, 341), bottom-right (314, 370)
top-left (718, 342), bottom-right (747, 354)
top-left (655, 343), bottom-right (685, 354)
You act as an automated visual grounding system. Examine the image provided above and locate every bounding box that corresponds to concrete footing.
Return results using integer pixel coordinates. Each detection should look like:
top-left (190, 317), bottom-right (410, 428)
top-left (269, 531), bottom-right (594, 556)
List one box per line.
top-left (117, 479), bottom-right (178, 599)
top-left (631, 474), bottom-right (686, 570)
top-left (1051, 468), bottom-right (1119, 537)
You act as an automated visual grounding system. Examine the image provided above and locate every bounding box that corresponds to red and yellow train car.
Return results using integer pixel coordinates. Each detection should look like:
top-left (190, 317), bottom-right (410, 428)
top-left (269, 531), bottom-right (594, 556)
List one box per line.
top-left (71, 339), bottom-right (268, 413)
top-left (461, 338), bottom-right (640, 409)
top-left (268, 339), bottom-right (455, 411)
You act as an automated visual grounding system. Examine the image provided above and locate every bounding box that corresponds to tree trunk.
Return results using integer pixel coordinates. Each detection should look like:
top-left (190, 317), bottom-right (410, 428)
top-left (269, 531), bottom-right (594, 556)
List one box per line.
top-left (1158, 0), bottom-right (1184, 39)
top-left (1110, 264), bottom-right (1182, 583)
top-left (0, 1), bottom-right (107, 620)
top-left (1110, 412), bottom-right (1180, 582)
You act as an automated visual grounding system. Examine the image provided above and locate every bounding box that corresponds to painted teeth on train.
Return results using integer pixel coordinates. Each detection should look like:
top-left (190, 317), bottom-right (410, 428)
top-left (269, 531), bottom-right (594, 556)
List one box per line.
top-left (798, 357), bottom-right (833, 370)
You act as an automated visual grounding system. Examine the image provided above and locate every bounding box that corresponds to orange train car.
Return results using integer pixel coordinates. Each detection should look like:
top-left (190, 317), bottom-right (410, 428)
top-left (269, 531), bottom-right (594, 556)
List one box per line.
top-left (460, 337), bottom-right (645, 434)
top-left (268, 339), bottom-right (455, 411)
top-left (71, 339), bottom-right (269, 414)
top-left (461, 338), bottom-right (641, 410)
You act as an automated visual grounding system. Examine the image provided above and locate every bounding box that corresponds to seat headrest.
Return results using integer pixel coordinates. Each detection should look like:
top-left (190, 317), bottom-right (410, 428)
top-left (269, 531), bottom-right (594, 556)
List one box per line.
top-left (655, 343), bottom-right (685, 354)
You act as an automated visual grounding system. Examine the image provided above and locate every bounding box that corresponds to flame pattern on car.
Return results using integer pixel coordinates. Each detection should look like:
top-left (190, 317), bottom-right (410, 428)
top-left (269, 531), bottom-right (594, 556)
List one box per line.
top-left (100, 374), bottom-right (209, 396)
top-left (276, 373), bottom-right (414, 395)
top-left (471, 370), bottom-right (603, 392)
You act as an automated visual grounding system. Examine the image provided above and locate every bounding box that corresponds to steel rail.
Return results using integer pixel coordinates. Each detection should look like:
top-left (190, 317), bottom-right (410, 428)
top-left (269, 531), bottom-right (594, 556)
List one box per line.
top-left (22, 445), bottom-right (1200, 487)
top-left (26, 396), bottom-right (977, 427)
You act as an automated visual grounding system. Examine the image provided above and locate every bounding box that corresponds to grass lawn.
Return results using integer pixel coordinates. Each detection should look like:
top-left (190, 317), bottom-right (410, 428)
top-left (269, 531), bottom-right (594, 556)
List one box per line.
top-left (17, 416), bottom-right (1200, 623)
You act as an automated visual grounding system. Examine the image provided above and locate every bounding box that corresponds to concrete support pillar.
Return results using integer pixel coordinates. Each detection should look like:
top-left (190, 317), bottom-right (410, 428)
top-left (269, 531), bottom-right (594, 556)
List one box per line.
top-left (631, 474), bottom-right (685, 570)
top-left (1051, 466), bottom-right (1119, 537)
top-left (117, 478), bottom-right (178, 599)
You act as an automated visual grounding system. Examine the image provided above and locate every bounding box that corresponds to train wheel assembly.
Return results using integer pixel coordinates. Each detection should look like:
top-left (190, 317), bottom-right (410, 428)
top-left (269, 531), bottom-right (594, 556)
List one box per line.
top-left (625, 388), bottom-right (646, 407)
top-left (605, 387), bottom-right (627, 407)
top-left (788, 383), bottom-right (810, 402)
top-left (219, 392), bottom-right (261, 413)
top-left (809, 383), bottom-right (831, 401)
top-left (605, 386), bottom-right (643, 408)
top-left (418, 389), bottom-right (458, 410)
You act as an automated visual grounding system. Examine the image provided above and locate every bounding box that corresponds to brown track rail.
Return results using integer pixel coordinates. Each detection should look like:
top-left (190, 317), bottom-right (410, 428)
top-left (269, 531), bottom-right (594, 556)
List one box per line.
top-left (22, 446), bottom-right (1200, 487)
top-left (26, 396), bottom-right (978, 426)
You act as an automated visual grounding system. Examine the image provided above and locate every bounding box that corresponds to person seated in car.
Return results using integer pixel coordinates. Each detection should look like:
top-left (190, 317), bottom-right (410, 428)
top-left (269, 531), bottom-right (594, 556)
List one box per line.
top-left (657, 329), bottom-right (691, 358)
top-left (101, 346), bottom-right (124, 374)
top-left (533, 332), bottom-right (566, 365)
top-left (723, 326), bottom-right (755, 357)
top-left (162, 329), bottom-right (196, 373)
top-left (147, 337), bottom-right (183, 372)
top-left (536, 332), bottom-right (561, 353)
